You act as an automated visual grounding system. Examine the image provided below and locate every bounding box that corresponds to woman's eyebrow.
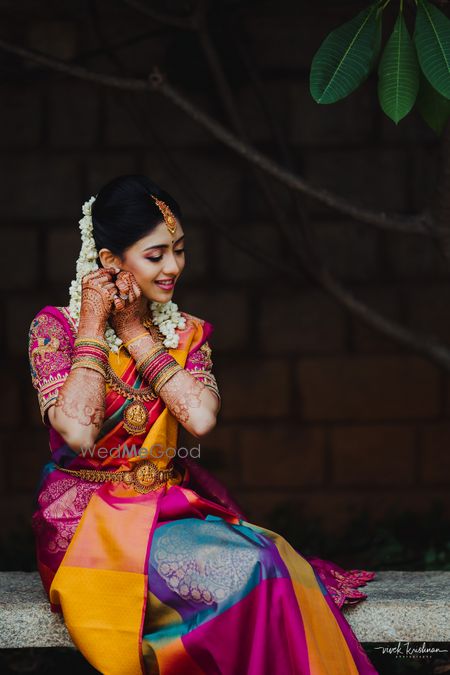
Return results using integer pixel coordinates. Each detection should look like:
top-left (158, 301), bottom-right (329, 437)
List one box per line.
top-left (143, 234), bottom-right (185, 251)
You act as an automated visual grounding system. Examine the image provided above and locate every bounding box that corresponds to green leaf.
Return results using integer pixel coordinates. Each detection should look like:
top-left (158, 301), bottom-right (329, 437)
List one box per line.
top-left (378, 12), bottom-right (419, 123)
top-left (416, 69), bottom-right (450, 134)
top-left (310, 2), bottom-right (380, 104)
top-left (369, 12), bottom-right (383, 73)
top-left (414, 0), bottom-right (450, 99)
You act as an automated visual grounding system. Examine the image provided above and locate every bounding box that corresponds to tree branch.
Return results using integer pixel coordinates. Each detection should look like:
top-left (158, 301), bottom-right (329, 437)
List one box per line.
top-left (0, 36), bottom-right (438, 237)
top-left (3, 32), bottom-right (450, 368)
top-left (156, 71), bottom-right (438, 235)
top-left (430, 116), bottom-right (450, 266)
top-left (121, 0), bottom-right (198, 30)
top-left (191, 3), bottom-right (304, 254)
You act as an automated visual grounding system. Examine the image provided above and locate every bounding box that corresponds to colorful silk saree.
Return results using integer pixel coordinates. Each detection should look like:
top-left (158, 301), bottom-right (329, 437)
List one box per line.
top-left (28, 304), bottom-right (378, 675)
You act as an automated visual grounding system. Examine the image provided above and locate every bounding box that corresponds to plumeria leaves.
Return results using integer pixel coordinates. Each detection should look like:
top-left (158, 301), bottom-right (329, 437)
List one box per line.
top-left (416, 69), bottom-right (450, 134)
top-left (378, 11), bottom-right (419, 123)
top-left (309, 0), bottom-right (450, 134)
top-left (310, 2), bottom-right (381, 104)
top-left (414, 0), bottom-right (450, 100)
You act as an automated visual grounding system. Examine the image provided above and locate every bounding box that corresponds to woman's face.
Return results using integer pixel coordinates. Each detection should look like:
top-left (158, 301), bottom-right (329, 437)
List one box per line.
top-left (99, 219), bottom-right (185, 303)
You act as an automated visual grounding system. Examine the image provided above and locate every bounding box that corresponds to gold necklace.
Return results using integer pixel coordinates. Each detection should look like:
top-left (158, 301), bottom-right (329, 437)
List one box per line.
top-left (142, 314), bottom-right (165, 343)
top-left (104, 311), bottom-right (167, 436)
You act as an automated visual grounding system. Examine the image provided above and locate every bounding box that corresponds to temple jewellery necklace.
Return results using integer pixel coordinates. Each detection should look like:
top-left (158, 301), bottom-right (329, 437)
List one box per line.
top-left (104, 312), bottom-right (167, 436)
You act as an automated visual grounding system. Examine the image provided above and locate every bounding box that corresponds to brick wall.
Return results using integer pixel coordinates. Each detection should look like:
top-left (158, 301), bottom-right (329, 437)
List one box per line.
top-left (1, 1), bottom-right (449, 540)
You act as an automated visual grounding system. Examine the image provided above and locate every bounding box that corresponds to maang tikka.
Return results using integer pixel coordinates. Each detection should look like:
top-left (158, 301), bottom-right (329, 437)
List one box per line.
top-left (151, 194), bottom-right (177, 235)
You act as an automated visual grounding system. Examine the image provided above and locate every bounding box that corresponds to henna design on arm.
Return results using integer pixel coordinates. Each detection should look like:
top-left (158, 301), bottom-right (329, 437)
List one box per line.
top-left (109, 271), bottom-right (145, 343)
top-left (54, 368), bottom-right (106, 430)
top-left (126, 332), bottom-right (163, 359)
top-left (28, 306), bottom-right (109, 440)
top-left (158, 370), bottom-right (206, 424)
top-left (78, 268), bottom-right (121, 334)
top-left (126, 326), bottom-right (219, 432)
top-left (80, 286), bottom-right (111, 320)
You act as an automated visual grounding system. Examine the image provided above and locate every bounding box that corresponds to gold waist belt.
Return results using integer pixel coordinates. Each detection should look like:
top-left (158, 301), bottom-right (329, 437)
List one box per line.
top-left (54, 459), bottom-right (176, 494)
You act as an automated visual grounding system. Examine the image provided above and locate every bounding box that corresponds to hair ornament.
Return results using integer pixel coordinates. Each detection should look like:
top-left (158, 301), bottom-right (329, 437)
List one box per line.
top-left (151, 194), bottom-right (177, 235)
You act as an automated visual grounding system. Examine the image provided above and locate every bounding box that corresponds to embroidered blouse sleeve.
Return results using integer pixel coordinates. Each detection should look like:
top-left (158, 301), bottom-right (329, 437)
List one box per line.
top-left (185, 320), bottom-right (221, 411)
top-left (28, 309), bottom-right (73, 427)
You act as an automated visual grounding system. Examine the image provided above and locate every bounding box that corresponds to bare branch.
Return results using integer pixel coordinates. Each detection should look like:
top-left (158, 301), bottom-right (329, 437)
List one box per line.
top-left (221, 28), bottom-right (450, 370)
top-left (3, 34), bottom-right (450, 368)
top-left (157, 74), bottom-right (438, 236)
top-left (124, 0), bottom-right (313, 257)
top-left (191, 4), bottom-right (303, 255)
top-left (92, 71), bottom-right (450, 373)
top-left (430, 116), bottom-right (450, 265)
top-left (0, 38), bottom-right (149, 90)
top-left (0, 37), bottom-right (439, 237)
top-left (121, 0), bottom-right (197, 30)
top-left (310, 263), bottom-right (450, 370)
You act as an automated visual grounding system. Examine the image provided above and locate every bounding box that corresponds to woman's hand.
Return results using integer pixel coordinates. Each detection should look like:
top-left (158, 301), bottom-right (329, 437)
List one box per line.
top-left (109, 270), bottom-right (145, 343)
top-left (79, 268), bottom-right (122, 337)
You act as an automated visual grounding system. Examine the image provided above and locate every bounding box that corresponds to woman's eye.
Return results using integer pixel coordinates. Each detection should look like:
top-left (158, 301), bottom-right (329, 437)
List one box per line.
top-left (146, 249), bottom-right (185, 263)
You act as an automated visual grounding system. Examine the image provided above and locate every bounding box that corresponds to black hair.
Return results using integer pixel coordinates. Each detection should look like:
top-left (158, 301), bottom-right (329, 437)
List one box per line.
top-left (91, 174), bottom-right (182, 266)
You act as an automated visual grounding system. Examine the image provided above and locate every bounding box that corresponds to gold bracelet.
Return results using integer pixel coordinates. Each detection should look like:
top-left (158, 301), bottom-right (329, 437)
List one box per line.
top-left (124, 331), bottom-right (151, 349)
top-left (135, 344), bottom-right (167, 371)
top-left (136, 347), bottom-right (167, 373)
top-left (74, 337), bottom-right (109, 352)
top-left (153, 363), bottom-right (183, 395)
top-left (71, 359), bottom-right (107, 377)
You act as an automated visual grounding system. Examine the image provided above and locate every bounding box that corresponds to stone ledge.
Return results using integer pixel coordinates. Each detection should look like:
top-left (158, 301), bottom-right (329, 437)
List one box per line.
top-left (343, 570), bottom-right (450, 642)
top-left (0, 570), bottom-right (449, 648)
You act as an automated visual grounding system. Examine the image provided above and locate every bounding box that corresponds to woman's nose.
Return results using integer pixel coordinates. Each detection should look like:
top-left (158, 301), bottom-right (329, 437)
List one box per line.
top-left (163, 251), bottom-right (180, 274)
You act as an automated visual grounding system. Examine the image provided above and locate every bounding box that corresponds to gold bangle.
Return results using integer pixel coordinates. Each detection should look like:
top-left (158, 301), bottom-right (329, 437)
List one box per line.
top-left (75, 337), bottom-right (109, 351)
top-left (71, 360), bottom-right (107, 377)
top-left (72, 354), bottom-right (107, 366)
top-left (153, 364), bottom-right (183, 395)
top-left (136, 349), bottom-right (167, 373)
top-left (124, 331), bottom-right (151, 349)
top-left (72, 355), bottom-right (106, 368)
top-left (135, 344), bottom-right (167, 371)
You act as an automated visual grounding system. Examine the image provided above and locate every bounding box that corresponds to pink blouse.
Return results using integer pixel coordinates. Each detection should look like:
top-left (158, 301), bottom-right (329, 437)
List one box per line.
top-left (28, 305), bottom-right (221, 439)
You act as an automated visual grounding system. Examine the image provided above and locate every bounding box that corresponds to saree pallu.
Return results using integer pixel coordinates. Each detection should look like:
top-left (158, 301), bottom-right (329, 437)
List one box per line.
top-left (29, 305), bottom-right (378, 675)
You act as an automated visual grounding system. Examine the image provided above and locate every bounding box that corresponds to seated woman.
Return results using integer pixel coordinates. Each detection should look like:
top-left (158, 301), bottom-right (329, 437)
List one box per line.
top-left (28, 174), bottom-right (377, 674)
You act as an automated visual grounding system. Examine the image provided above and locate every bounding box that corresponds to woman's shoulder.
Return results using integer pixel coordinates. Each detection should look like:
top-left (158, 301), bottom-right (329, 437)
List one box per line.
top-left (180, 310), bottom-right (206, 327)
top-left (31, 303), bottom-right (70, 318)
top-left (180, 310), bottom-right (214, 334)
top-left (179, 310), bottom-right (214, 345)
top-left (29, 305), bottom-right (77, 341)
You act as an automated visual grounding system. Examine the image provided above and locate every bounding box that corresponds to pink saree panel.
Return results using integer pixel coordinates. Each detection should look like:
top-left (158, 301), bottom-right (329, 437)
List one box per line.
top-left (28, 305), bottom-right (378, 675)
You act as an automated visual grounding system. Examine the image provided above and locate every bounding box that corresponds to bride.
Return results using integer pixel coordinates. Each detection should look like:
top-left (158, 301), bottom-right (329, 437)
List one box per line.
top-left (28, 174), bottom-right (378, 674)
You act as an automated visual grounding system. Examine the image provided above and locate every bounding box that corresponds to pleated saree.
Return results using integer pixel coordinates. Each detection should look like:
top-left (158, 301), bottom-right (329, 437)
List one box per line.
top-left (28, 304), bottom-right (378, 674)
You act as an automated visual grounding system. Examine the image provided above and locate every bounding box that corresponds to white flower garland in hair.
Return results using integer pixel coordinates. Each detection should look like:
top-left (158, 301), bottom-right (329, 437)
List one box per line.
top-left (68, 196), bottom-right (186, 353)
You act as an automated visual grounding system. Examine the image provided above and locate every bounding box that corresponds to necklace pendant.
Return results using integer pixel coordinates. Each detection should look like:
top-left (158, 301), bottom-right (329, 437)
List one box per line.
top-left (123, 401), bottom-right (149, 435)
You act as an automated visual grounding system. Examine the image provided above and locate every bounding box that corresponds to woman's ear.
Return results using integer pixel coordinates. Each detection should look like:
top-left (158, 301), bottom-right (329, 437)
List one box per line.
top-left (98, 248), bottom-right (121, 270)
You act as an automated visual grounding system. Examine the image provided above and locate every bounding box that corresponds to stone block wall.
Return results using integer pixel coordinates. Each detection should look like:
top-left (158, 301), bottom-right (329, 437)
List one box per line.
top-left (1, 0), bottom-right (449, 540)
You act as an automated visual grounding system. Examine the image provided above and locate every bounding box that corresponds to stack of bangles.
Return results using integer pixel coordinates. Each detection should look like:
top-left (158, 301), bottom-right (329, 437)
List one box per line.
top-left (71, 333), bottom-right (184, 397)
top-left (133, 334), bottom-right (183, 396)
top-left (71, 337), bottom-right (109, 376)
